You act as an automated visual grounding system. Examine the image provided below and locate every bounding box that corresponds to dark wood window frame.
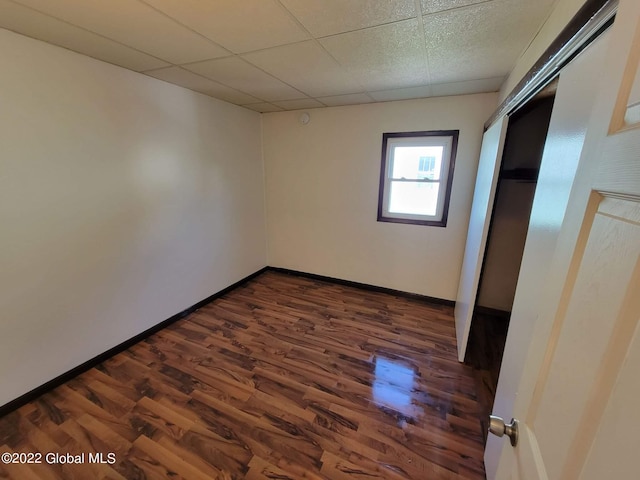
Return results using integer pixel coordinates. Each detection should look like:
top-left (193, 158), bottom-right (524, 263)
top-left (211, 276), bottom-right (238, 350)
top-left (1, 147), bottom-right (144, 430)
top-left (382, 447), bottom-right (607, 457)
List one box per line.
top-left (377, 130), bottom-right (459, 227)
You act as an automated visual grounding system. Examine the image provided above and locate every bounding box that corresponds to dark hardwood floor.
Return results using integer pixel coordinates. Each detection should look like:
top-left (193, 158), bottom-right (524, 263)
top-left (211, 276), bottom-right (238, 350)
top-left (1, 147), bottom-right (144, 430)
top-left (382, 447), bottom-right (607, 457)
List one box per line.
top-left (464, 312), bottom-right (510, 444)
top-left (0, 271), bottom-right (486, 479)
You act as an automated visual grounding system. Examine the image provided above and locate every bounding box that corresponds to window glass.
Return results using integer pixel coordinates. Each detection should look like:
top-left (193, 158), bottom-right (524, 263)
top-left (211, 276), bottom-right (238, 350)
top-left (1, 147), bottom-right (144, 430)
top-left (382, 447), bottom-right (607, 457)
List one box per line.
top-left (391, 146), bottom-right (443, 180)
top-left (378, 131), bottom-right (458, 227)
top-left (388, 182), bottom-right (439, 216)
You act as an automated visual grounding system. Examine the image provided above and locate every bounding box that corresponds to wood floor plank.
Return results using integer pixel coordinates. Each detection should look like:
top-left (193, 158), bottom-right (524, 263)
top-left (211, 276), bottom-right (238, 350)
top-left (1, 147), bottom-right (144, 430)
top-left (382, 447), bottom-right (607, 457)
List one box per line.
top-left (246, 455), bottom-right (330, 480)
top-left (133, 434), bottom-right (214, 480)
top-left (0, 271), bottom-right (486, 478)
top-left (319, 451), bottom-right (406, 480)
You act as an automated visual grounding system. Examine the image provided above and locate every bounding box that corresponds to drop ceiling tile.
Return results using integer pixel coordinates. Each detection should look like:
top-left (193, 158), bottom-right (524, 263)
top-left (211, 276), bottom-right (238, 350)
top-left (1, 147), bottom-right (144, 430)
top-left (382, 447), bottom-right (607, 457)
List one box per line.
top-left (243, 103), bottom-right (283, 113)
top-left (183, 56), bottom-right (304, 102)
top-left (141, 0), bottom-right (308, 53)
top-left (421, 0), bottom-right (490, 15)
top-left (280, 0), bottom-right (416, 37)
top-left (143, 66), bottom-right (260, 104)
top-left (272, 98), bottom-right (325, 110)
top-left (242, 40), bottom-right (362, 98)
top-left (431, 76), bottom-right (503, 97)
top-left (320, 19), bottom-right (429, 92)
top-left (12, 0), bottom-right (229, 64)
top-left (0, 0), bottom-right (168, 71)
top-left (316, 93), bottom-right (374, 107)
top-left (369, 85), bottom-right (433, 102)
top-left (424, 0), bottom-right (556, 84)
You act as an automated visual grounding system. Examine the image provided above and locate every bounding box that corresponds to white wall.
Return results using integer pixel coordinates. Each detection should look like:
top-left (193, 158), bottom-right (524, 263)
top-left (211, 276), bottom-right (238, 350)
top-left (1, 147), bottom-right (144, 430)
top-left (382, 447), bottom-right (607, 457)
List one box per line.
top-left (262, 94), bottom-right (498, 300)
top-left (0, 29), bottom-right (267, 407)
top-left (500, 0), bottom-right (588, 101)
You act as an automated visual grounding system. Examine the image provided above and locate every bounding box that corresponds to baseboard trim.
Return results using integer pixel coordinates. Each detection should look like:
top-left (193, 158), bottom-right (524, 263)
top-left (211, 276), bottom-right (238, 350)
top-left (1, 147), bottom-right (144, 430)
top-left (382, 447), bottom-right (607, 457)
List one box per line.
top-left (0, 266), bottom-right (268, 418)
top-left (266, 267), bottom-right (455, 307)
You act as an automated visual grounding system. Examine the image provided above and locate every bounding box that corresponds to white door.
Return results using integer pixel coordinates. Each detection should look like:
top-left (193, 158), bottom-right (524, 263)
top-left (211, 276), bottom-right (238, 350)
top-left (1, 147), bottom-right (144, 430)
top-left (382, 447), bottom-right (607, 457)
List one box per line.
top-left (488, 0), bottom-right (640, 478)
top-left (484, 23), bottom-right (612, 480)
top-left (455, 117), bottom-right (508, 361)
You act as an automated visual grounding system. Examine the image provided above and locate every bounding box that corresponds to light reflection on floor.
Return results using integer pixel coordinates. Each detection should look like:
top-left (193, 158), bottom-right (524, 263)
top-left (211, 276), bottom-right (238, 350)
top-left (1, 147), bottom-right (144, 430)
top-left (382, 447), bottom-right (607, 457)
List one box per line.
top-left (372, 357), bottom-right (425, 421)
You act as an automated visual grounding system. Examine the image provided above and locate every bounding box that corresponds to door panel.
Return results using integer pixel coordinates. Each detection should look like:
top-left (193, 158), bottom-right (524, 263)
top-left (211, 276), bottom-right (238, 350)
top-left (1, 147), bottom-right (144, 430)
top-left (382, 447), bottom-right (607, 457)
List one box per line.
top-left (454, 117), bottom-right (507, 361)
top-left (485, 27), bottom-right (611, 480)
top-left (514, 426), bottom-right (546, 480)
top-left (492, 0), bottom-right (640, 477)
top-left (580, 303), bottom-right (640, 480)
top-left (532, 195), bottom-right (640, 479)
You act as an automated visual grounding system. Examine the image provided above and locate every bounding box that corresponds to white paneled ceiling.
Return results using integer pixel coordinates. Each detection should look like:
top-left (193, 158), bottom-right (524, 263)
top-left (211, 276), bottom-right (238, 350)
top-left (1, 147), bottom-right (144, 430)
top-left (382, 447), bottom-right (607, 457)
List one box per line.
top-left (0, 0), bottom-right (558, 112)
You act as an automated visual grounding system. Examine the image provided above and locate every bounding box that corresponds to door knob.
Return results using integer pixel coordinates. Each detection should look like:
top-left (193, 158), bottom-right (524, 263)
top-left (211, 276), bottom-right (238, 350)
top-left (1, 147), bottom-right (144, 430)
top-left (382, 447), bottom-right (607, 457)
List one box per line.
top-left (489, 415), bottom-right (519, 446)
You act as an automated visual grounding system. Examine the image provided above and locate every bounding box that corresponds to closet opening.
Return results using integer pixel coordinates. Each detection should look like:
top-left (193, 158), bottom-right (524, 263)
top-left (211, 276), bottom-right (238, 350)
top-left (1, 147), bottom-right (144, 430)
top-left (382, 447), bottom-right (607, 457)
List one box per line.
top-left (464, 82), bottom-right (557, 440)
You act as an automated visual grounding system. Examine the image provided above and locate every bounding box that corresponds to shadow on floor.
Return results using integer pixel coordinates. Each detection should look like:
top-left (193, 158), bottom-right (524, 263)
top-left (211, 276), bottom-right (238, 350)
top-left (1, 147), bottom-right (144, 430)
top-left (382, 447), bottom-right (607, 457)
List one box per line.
top-left (464, 311), bottom-right (510, 444)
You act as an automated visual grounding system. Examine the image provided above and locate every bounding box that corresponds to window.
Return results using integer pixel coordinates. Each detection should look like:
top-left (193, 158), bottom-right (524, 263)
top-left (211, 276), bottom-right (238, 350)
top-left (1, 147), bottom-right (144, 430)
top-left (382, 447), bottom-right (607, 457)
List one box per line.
top-left (377, 130), bottom-right (458, 227)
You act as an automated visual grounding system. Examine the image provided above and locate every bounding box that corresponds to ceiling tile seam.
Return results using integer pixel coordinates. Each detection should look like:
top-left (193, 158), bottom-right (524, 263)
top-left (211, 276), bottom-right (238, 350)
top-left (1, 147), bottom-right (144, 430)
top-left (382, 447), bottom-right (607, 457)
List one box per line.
top-left (173, 43), bottom-right (316, 100)
top-left (314, 93), bottom-right (372, 103)
top-left (413, 0), bottom-right (434, 91)
top-left (182, 54), bottom-right (314, 103)
top-left (231, 52), bottom-right (329, 102)
top-left (168, 54), bottom-right (240, 69)
top-left (247, 95), bottom-right (331, 108)
top-left (366, 85), bottom-right (429, 96)
top-left (234, 42), bottom-right (366, 98)
top-left (272, 0), bottom-right (371, 100)
top-left (134, 0), bottom-right (235, 56)
top-left (141, 61), bottom-right (280, 105)
top-left (140, 55), bottom-right (237, 77)
top-left (278, 97), bottom-right (329, 107)
top-left (274, 99), bottom-right (328, 108)
top-left (429, 75), bottom-right (505, 87)
top-left (311, 17), bottom-right (422, 41)
top-left (5, 0), bottom-right (171, 68)
top-left (243, 101), bottom-right (278, 106)
top-left (243, 101), bottom-right (284, 111)
top-left (361, 75), bottom-right (504, 94)
top-left (160, 55), bottom-right (311, 103)
top-left (308, 97), bottom-right (329, 107)
top-left (141, 66), bottom-right (264, 104)
top-left (290, 14), bottom-right (427, 103)
top-left (142, 65), bottom-right (179, 74)
top-left (376, 75), bottom-right (505, 97)
top-left (421, 0), bottom-right (496, 18)
top-left (235, 38), bottom-right (311, 57)
top-left (193, 77), bottom-right (268, 105)
top-left (141, 72), bottom-right (249, 103)
top-left (139, 59), bottom-right (270, 104)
